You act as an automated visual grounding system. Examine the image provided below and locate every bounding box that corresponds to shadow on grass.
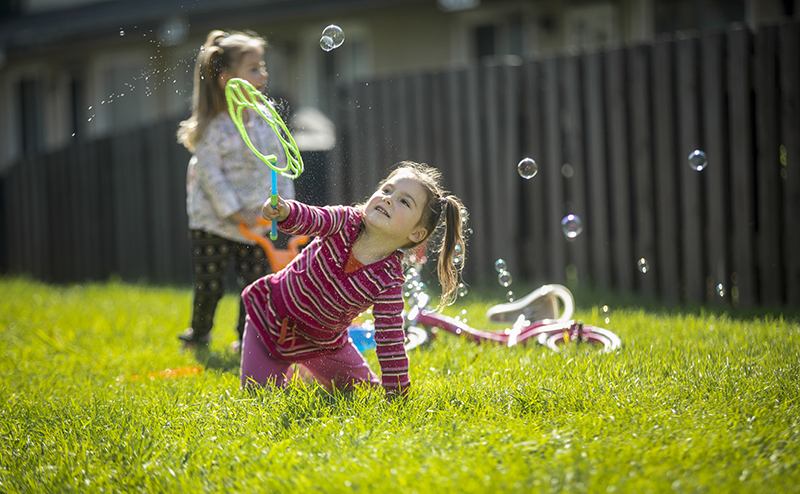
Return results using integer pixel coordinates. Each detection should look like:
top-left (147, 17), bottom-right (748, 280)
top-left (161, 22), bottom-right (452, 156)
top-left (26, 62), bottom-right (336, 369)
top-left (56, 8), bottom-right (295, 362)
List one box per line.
top-left (193, 347), bottom-right (242, 375)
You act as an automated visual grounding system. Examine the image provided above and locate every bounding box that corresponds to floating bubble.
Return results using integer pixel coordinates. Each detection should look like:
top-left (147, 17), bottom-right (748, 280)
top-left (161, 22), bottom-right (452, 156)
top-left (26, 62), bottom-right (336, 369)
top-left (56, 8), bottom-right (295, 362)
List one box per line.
top-left (601, 305), bottom-right (611, 324)
top-left (321, 24), bottom-right (345, 49)
top-left (319, 36), bottom-right (335, 52)
top-left (457, 283), bottom-right (468, 298)
top-left (494, 259), bottom-right (507, 272)
top-left (405, 267), bottom-right (421, 284)
top-left (119, 29), bottom-right (125, 36)
top-left (688, 149), bottom-right (707, 171)
top-left (507, 291), bottom-right (515, 302)
top-left (716, 283), bottom-right (725, 297)
top-left (561, 214), bottom-right (583, 239)
top-left (517, 158), bottom-right (538, 179)
top-left (637, 258), bottom-right (649, 274)
top-left (498, 270), bottom-right (512, 287)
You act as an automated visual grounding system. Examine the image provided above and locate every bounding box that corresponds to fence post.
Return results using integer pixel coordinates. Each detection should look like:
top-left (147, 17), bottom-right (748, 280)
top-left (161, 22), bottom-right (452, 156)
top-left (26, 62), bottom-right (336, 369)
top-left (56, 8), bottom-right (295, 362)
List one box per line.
top-left (727, 27), bottom-right (757, 307)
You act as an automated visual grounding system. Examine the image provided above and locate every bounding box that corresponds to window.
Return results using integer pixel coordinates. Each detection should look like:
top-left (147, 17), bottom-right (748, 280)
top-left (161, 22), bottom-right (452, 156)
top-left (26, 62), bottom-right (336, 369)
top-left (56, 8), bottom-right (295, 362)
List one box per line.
top-left (473, 15), bottom-right (524, 62)
top-left (655, 0), bottom-right (745, 34)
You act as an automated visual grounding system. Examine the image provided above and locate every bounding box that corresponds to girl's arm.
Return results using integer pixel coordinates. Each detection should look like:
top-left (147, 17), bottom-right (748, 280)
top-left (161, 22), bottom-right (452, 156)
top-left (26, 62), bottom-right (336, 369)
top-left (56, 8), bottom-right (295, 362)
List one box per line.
top-left (372, 285), bottom-right (410, 395)
top-left (263, 199), bottom-right (355, 238)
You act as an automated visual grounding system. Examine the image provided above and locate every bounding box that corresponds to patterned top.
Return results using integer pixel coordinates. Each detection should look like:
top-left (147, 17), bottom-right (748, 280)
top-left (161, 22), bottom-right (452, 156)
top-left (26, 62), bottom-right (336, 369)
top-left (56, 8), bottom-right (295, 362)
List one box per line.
top-left (187, 111), bottom-right (295, 244)
top-left (242, 201), bottom-right (410, 392)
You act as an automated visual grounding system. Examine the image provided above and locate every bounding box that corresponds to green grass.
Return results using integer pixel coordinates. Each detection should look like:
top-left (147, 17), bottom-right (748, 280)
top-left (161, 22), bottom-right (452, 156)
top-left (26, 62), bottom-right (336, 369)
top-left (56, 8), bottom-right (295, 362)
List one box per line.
top-left (1, 275), bottom-right (799, 493)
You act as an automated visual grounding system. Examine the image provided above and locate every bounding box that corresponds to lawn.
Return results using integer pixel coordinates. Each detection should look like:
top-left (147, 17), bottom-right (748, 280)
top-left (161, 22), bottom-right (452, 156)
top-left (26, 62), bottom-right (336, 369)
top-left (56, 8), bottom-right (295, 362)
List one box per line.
top-left (1, 275), bottom-right (798, 493)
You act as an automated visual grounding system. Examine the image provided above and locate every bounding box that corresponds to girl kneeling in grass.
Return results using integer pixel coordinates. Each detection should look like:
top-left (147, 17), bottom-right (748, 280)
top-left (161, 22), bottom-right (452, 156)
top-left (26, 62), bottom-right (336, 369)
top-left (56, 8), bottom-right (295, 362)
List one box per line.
top-left (241, 161), bottom-right (467, 396)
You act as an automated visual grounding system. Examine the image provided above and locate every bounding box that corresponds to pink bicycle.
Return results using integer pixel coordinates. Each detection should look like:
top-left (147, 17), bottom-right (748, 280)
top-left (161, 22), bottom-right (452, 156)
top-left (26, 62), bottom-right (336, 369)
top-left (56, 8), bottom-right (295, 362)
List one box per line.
top-left (402, 285), bottom-right (622, 353)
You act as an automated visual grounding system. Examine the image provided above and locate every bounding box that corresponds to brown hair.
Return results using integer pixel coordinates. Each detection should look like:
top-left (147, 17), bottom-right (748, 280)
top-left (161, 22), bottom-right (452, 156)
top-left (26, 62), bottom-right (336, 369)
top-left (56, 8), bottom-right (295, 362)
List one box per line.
top-left (177, 30), bottom-right (266, 152)
top-left (378, 161), bottom-right (468, 310)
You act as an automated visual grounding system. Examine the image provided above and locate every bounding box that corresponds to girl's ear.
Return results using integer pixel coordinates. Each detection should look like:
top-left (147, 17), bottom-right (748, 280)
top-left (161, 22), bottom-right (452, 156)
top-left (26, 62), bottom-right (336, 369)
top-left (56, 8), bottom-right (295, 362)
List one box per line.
top-left (409, 227), bottom-right (428, 244)
top-left (218, 70), bottom-right (231, 90)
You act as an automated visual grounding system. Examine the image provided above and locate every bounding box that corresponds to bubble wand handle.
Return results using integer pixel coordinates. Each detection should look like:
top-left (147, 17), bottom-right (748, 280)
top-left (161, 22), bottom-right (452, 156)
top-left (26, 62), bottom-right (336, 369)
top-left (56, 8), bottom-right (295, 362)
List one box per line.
top-left (270, 169), bottom-right (278, 239)
top-left (225, 78), bottom-right (303, 240)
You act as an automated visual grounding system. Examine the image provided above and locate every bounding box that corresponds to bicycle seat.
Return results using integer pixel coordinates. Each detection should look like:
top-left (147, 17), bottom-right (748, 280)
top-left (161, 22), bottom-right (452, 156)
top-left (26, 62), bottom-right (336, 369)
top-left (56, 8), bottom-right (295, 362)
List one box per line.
top-left (485, 284), bottom-right (574, 324)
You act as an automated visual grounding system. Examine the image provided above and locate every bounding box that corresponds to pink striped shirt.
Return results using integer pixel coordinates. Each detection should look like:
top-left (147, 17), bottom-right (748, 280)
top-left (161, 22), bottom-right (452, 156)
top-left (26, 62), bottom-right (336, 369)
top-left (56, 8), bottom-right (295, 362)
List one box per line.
top-left (242, 200), bottom-right (410, 391)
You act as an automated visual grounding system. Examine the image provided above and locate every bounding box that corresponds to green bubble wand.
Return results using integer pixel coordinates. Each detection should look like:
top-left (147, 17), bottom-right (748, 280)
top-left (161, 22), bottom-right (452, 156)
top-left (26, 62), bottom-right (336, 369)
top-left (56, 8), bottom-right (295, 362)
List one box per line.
top-left (225, 78), bottom-right (303, 240)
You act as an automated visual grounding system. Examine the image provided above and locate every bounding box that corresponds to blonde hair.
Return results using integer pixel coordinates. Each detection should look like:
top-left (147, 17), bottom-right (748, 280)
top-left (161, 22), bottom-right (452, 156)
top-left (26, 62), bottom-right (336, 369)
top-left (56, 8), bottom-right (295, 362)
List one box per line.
top-left (177, 30), bottom-right (266, 152)
top-left (377, 161), bottom-right (468, 309)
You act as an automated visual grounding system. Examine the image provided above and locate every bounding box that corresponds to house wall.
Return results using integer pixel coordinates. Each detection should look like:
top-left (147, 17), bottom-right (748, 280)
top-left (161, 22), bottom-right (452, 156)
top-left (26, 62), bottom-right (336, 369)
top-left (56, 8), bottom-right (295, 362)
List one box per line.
top-left (1, 0), bottom-right (795, 172)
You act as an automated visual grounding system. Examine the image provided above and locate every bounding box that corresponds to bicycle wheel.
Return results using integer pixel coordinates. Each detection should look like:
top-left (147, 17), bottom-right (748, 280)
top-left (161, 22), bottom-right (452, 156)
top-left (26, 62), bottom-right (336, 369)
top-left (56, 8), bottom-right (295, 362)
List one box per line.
top-left (537, 325), bottom-right (622, 353)
top-left (404, 326), bottom-right (430, 351)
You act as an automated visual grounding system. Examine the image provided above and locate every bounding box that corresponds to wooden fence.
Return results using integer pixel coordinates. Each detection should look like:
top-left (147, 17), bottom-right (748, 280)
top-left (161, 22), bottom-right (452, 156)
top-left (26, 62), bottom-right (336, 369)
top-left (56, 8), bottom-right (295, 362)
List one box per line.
top-left (328, 22), bottom-right (800, 308)
top-left (2, 119), bottom-right (194, 285)
top-left (2, 21), bottom-right (799, 307)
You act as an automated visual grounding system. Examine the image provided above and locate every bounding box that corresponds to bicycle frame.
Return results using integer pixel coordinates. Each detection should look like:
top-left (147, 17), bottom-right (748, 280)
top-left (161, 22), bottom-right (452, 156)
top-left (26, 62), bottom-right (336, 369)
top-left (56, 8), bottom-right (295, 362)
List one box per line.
top-left (405, 292), bottom-right (621, 353)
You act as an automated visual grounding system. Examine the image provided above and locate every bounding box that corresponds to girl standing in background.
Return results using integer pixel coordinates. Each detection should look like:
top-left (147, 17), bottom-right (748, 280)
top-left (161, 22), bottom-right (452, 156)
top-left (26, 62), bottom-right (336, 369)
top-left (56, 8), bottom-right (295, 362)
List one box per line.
top-left (177, 29), bottom-right (295, 352)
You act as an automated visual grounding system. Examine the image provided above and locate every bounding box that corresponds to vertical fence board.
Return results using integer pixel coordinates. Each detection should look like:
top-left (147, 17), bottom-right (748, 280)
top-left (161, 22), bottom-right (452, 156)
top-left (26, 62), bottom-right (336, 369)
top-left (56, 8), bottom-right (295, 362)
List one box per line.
top-left (543, 57), bottom-right (566, 282)
top-left (563, 55), bottom-right (590, 284)
top-left (727, 27), bottom-right (757, 306)
top-left (147, 124), bottom-right (172, 282)
top-left (171, 133), bottom-right (192, 284)
top-left (379, 79), bottom-right (397, 165)
top-left (521, 61), bottom-right (548, 283)
top-left (411, 73), bottom-right (428, 163)
top-left (501, 64), bottom-right (521, 279)
top-left (651, 39), bottom-right (682, 303)
top-left (464, 66), bottom-right (488, 280)
top-left (484, 64), bottom-right (505, 266)
top-left (605, 49), bottom-right (635, 292)
top-left (677, 35), bottom-right (706, 303)
top-left (4, 166), bottom-right (20, 272)
top-left (362, 81), bottom-right (380, 197)
top-left (780, 22), bottom-right (800, 305)
top-left (583, 52), bottom-right (611, 289)
top-left (395, 76), bottom-right (411, 162)
top-left (701, 32), bottom-right (730, 306)
top-left (328, 87), bottom-right (348, 207)
top-left (628, 45), bottom-right (657, 296)
top-left (30, 158), bottom-right (49, 280)
top-left (112, 132), bottom-right (145, 280)
top-left (754, 25), bottom-right (784, 306)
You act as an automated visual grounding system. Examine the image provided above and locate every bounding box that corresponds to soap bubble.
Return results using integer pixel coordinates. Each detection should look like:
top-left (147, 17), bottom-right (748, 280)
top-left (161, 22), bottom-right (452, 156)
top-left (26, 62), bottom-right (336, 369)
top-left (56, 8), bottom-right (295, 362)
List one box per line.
top-left (561, 214), bottom-right (583, 239)
top-left (517, 158), bottom-right (538, 179)
top-left (601, 305), bottom-right (611, 324)
top-left (507, 291), bottom-right (515, 302)
top-left (119, 29), bottom-right (125, 36)
top-left (716, 283), bottom-right (725, 297)
top-left (457, 283), bottom-right (468, 297)
top-left (321, 25), bottom-right (345, 50)
top-left (498, 270), bottom-right (512, 287)
top-left (688, 149), bottom-right (707, 171)
top-left (494, 259), bottom-right (507, 272)
top-left (637, 257), bottom-right (649, 274)
top-left (319, 36), bottom-right (334, 52)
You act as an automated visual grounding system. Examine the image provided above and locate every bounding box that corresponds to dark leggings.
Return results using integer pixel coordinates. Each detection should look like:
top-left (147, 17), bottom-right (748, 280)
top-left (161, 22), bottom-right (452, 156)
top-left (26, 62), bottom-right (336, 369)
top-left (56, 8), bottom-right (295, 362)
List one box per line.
top-left (189, 230), bottom-right (269, 341)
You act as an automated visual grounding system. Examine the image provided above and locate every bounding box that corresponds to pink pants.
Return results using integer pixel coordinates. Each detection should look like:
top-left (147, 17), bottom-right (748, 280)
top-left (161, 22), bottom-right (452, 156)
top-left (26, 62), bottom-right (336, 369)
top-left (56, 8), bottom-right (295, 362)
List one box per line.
top-left (240, 316), bottom-right (380, 390)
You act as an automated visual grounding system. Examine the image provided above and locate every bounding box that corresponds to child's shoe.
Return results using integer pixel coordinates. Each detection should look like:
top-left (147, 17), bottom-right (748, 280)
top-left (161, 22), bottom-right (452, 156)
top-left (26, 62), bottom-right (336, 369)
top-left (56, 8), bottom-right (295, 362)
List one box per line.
top-left (178, 328), bottom-right (210, 350)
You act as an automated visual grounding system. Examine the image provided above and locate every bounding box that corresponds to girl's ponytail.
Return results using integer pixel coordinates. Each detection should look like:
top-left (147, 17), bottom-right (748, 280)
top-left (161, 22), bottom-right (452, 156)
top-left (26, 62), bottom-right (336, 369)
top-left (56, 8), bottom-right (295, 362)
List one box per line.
top-left (436, 195), bottom-right (467, 309)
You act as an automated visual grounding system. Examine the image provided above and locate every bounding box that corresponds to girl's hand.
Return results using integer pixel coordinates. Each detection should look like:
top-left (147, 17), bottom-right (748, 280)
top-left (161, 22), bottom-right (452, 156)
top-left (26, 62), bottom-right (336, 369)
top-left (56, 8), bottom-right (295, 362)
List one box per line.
top-left (262, 194), bottom-right (290, 223)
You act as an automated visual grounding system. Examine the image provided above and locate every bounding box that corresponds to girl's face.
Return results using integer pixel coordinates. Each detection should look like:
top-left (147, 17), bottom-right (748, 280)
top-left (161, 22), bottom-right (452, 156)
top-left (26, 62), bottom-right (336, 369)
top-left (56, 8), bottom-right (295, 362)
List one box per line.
top-left (364, 173), bottom-right (429, 246)
top-left (220, 48), bottom-right (268, 91)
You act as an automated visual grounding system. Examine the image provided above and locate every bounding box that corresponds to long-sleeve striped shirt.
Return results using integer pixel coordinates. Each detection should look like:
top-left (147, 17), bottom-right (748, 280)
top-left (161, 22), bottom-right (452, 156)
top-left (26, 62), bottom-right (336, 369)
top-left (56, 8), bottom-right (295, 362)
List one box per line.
top-left (242, 200), bottom-right (410, 391)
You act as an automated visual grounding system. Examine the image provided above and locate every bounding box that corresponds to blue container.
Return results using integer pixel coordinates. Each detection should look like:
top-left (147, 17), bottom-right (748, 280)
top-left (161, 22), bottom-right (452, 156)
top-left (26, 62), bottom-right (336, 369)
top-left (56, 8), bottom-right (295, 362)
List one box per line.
top-left (348, 322), bottom-right (376, 352)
